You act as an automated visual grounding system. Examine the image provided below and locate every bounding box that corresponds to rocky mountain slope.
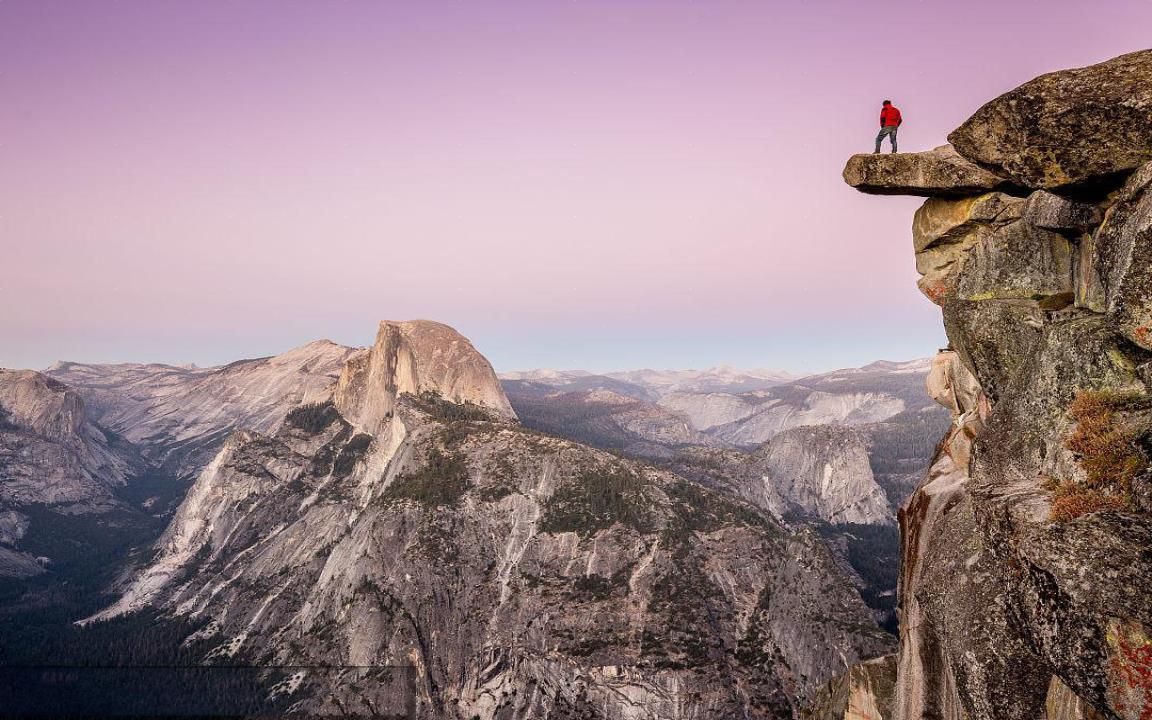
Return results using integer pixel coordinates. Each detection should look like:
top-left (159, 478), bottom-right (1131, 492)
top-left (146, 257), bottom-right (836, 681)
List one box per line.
top-left (602, 366), bottom-right (799, 395)
top-left (503, 364), bottom-right (941, 637)
top-left (503, 361), bottom-right (934, 450)
top-left (504, 361), bottom-right (947, 520)
top-left (701, 361), bottom-right (935, 448)
top-left (746, 426), bottom-right (893, 526)
top-left (0, 370), bottom-right (141, 577)
top-left (47, 340), bottom-right (359, 476)
top-left (833, 49), bottom-right (1152, 720)
top-left (92, 320), bottom-right (893, 719)
top-left (500, 384), bottom-right (717, 458)
top-left (0, 370), bottom-right (132, 508)
top-left (0, 340), bottom-right (363, 584)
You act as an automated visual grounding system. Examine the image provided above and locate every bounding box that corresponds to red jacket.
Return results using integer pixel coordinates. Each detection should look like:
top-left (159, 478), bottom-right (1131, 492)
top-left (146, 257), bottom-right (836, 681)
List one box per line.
top-left (880, 105), bottom-right (902, 127)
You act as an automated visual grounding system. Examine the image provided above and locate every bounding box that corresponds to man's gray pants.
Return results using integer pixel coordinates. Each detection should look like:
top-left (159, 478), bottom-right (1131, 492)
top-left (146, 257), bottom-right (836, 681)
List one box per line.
top-left (875, 126), bottom-right (898, 153)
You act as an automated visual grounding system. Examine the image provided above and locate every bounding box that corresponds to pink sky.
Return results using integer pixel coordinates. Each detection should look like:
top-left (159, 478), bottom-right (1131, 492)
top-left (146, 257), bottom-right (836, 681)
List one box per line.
top-left (3, 1), bottom-right (1150, 373)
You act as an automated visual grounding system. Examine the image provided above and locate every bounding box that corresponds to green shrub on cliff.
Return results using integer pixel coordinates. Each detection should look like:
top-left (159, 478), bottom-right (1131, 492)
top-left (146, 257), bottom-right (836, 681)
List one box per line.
top-left (538, 465), bottom-right (651, 536)
top-left (412, 390), bottom-right (492, 423)
top-left (380, 448), bottom-right (470, 506)
top-left (284, 402), bottom-right (341, 434)
top-left (0, 405), bottom-right (17, 432)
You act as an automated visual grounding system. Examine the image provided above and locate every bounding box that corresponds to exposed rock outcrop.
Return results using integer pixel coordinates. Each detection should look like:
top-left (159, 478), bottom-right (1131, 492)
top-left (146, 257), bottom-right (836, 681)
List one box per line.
top-left (47, 339), bottom-right (359, 476)
top-left (843, 145), bottom-right (1011, 197)
top-left (746, 426), bottom-right (894, 526)
top-left (711, 390), bottom-right (909, 448)
top-left (804, 654), bottom-right (897, 720)
top-left (1093, 163), bottom-right (1152, 350)
top-left (95, 321), bottom-right (893, 719)
top-left (0, 369), bottom-right (130, 507)
top-left (846, 49), bottom-right (1152, 720)
top-left (335, 320), bottom-right (515, 434)
top-left (949, 49), bottom-right (1152, 191)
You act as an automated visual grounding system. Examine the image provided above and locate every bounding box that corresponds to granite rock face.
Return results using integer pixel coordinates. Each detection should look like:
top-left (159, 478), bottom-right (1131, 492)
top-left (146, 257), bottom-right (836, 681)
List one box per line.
top-left (0, 369), bottom-right (130, 508)
top-left (745, 426), bottom-right (894, 526)
top-left (1093, 164), bottom-right (1152, 350)
top-left (47, 339), bottom-right (359, 476)
top-left (335, 320), bottom-right (515, 434)
top-left (0, 370), bottom-right (141, 576)
top-left (949, 50), bottom-right (1152, 191)
top-left (804, 654), bottom-right (898, 720)
top-left (847, 50), bottom-right (1152, 720)
top-left (94, 322), bottom-right (894, 719)
top-left (843, 145), bottom-right (1012, 197)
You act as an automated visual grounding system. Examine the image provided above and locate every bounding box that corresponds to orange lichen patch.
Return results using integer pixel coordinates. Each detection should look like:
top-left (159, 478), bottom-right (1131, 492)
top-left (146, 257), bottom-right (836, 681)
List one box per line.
top-left (917, 277), bottom-right (951, 306)
top-left (1106, 619), bottom-right (1152, 720)
top-left (1049, 390), bottom-right (1148, 521)
top-left (1133, 326), bottom-right (1152, 349)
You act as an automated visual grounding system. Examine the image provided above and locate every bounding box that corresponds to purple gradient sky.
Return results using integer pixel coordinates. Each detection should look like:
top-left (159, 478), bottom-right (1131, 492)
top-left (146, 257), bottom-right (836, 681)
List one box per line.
top-left (3, 2), bottom-right (1150, 373)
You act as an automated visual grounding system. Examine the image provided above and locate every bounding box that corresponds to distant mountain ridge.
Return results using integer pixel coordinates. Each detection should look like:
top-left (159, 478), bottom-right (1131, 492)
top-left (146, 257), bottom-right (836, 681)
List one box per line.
top-left (1, 330), bottom-right (923, 714)
top-left (502, 359), bottom-right (943, 461)
top-left (501, 365), bottom-right (800, 397)
top-left (78, 320), bottom-right (892, 718)
top-left (46, 339), bottom-right (360, 476)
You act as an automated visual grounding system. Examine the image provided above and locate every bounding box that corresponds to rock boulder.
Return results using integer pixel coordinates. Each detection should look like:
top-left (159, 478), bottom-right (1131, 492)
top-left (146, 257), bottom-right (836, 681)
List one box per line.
top-left (949, 50), bottom-right (1152, 191)
top-left (843, 145), bottom-right (1012, 197)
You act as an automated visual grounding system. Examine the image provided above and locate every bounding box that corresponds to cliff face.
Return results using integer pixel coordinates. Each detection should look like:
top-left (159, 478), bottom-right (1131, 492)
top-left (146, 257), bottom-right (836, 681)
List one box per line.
top-left (48, 340), bottom-right (359, 476)
top-left (844, 49), bottom-right (1152, 720)
top-left (94, 321), bottom-right (892, 719)
top-left (334, 320), bottom-right (515, 434)
top-left (0, 369), bottom-right (141, 577)
top-left (746, 425), bottom-right (893, 526)
top-left (0, 369), bottom-right (131, 508)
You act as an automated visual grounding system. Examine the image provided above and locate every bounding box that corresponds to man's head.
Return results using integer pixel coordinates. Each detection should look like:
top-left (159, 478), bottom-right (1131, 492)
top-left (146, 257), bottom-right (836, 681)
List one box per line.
top-left (882, 100), bottom-right (892, 106)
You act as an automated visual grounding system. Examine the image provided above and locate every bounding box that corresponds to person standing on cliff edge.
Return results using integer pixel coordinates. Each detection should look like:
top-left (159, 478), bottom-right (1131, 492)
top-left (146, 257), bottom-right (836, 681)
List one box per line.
top-left (874, 100), bottom-right (902, 153)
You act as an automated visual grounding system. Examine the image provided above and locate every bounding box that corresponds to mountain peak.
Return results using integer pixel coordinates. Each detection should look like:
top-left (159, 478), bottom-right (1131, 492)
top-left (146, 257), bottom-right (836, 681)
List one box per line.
top-left (334, 320), bottom-right (516, 433)
top-left (0, 369), bottom-right (85, 439)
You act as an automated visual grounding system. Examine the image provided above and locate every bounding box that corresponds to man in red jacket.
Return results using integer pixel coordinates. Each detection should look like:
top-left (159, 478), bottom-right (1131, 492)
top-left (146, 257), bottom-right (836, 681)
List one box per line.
top-left (874, 100), bottom-right (902, 154)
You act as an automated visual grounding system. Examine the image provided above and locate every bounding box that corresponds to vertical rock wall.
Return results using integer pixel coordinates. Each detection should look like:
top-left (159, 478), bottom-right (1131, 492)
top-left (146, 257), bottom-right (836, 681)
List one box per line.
top-left (844, 49), bottom-right (1152, 720)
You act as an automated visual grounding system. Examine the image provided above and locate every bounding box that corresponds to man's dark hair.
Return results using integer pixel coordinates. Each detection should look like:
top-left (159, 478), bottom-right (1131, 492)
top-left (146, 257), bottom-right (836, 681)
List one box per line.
top-left (882, 100), bottom-right (892, 105)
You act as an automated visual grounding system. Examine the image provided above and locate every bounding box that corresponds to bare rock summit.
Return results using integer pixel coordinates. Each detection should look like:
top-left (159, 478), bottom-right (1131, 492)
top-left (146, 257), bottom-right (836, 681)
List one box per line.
top-left (334, 320), bottom-right (516, 434)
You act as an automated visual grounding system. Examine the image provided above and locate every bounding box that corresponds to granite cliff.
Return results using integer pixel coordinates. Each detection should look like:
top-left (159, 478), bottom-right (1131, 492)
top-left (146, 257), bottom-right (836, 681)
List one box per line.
top-left (0, 369), bottom-right (140, 576)
top-left (835, 49), bottom-right (1152, 720)
top-left (47, 339), bottom-right (359, 477)
top-left (91, 320), bottom-right (893, 718)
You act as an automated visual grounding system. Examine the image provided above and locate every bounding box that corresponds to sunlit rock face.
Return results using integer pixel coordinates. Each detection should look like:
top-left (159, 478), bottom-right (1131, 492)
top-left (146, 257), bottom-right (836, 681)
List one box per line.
top-left (846, 50), bottom-right (1152, 720)
top-left (745, 425), bottom-right (893, 526)
top-left (843, 145), bottom-right (1011, 197)
top-left (803, 654), bottom-right (897, 720)
top-left (0, 369), bottom-right (130, 507)
top-left (334, 320), bottom-right (516, 435)
top-left (948, 49), bottom-right (1152, 191)
top-left (94, 320), bottom-right (893, 719)
top-left (47, 339), bottom-right (359, 476)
